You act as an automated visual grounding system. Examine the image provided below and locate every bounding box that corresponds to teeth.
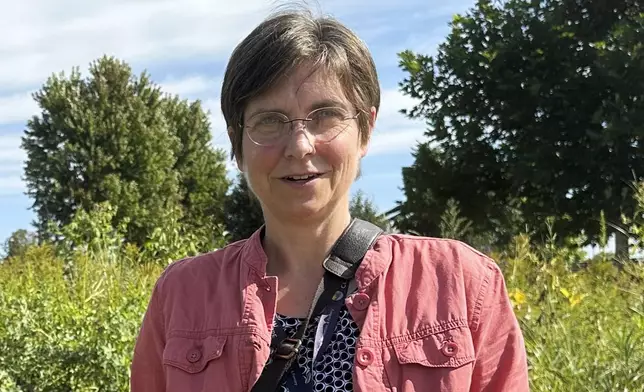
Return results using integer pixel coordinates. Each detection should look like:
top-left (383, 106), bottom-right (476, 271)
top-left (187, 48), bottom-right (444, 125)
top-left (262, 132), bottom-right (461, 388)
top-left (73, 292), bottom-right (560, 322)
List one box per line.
top-left (288, 174), bottom-right (316, 180)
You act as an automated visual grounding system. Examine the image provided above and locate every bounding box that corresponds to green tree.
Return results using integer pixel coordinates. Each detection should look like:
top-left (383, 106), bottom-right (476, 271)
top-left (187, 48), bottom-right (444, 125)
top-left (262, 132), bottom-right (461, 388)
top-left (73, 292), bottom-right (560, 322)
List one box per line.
top-left (350, 190), bottom-right (390, 230)
top-left (396, 0), bottom-right (644, 256)
top-left (2, 229), bottom-right (38, 259)
top-left (21, 56), bottom-right (230, 251)
top-left (223, 173), bottom-right (264, 242)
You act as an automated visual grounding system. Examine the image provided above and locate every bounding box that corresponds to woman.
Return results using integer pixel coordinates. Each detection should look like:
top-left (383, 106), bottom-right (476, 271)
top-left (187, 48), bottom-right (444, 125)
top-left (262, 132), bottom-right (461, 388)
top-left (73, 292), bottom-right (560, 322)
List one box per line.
top-left (130, 7), bottom-right (529, 392)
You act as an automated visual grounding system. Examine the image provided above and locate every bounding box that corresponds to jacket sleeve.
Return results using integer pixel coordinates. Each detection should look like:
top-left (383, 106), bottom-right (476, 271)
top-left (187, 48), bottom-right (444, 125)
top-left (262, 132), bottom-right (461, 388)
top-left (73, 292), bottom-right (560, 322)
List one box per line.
top-left (130, 279), bottom-right (166, 391)
top-left (469, 263), bottom-right (530, 391)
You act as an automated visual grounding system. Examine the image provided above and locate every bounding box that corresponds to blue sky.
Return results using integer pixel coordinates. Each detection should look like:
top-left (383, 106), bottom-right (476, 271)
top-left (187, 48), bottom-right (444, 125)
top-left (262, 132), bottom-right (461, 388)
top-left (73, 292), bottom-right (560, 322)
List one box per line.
top-left (0, 0), bottom-right (477, 243)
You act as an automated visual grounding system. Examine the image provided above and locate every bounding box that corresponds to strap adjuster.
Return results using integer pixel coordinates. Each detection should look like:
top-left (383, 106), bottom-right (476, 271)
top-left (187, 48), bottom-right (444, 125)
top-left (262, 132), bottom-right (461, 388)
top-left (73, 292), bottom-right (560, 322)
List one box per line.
top-left (273, 338), bottom-right (302, 360)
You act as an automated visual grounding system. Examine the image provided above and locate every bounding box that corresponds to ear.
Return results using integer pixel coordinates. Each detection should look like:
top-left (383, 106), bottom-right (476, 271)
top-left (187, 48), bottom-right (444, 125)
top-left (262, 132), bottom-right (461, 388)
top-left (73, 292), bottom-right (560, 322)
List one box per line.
top-left (359, 106), bottom-right (377, 158)
top-left (228, 126), bottom-right (244, 171)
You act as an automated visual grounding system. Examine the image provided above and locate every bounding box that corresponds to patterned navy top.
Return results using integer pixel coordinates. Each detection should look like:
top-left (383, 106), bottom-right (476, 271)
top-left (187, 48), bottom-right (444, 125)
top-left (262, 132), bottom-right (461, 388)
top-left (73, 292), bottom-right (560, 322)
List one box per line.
top-left (268, 304), bottom-right (360, 392)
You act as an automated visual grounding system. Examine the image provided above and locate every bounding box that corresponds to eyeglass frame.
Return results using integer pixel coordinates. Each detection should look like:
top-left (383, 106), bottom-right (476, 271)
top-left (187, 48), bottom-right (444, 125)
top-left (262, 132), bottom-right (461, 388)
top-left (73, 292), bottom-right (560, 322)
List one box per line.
top-left (239, 106), bottom-right (365, 147)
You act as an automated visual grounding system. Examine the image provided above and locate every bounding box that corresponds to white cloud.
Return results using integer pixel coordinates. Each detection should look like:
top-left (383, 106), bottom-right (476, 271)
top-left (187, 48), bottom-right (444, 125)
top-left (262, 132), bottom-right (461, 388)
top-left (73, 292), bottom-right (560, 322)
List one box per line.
top-left (0, 135), bottom-right (25, 163)
top-left (0, 93), bottom-right (38, 126)
top-left (0, 176), bottom-right (25, 196)
top-left (0, 0), bottom-right (274, 92)
top-left (377, 88), bottom-right (419, 124)
top-left (159, 75), bottom-right (221, 97)
top-left (0, 135), bottom-right (26, 196)
top-left (0, 0), bottom-right (474, 94)
top-left (367, 88), bottom-right (426, 155)
top-left (368, 127), bottom-right (425, 156)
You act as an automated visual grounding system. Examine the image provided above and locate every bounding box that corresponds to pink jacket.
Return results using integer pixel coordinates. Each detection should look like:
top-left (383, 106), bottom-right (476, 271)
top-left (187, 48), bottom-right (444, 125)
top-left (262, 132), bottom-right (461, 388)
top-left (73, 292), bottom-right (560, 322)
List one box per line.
top-left (130, 230), bottom-right (529, 392)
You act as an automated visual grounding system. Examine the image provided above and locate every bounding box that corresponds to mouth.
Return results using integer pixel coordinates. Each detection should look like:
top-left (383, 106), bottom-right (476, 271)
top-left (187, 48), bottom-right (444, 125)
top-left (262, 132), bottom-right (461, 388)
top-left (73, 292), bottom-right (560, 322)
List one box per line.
top-left (281, 173), bottom-right (322, 183)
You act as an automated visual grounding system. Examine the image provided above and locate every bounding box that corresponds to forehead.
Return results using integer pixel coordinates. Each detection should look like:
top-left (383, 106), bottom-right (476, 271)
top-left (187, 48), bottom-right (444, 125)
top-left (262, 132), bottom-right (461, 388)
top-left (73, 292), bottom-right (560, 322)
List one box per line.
top-left (245, 64), bottom-right (350, 116)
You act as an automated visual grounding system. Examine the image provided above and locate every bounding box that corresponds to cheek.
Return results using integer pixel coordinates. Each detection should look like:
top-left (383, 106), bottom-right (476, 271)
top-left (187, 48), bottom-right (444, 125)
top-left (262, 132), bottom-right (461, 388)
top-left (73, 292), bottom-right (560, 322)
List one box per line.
top-left (319, 139), bottom-right (360, 174)
top-left (241, 140), bottom-right (281, 173)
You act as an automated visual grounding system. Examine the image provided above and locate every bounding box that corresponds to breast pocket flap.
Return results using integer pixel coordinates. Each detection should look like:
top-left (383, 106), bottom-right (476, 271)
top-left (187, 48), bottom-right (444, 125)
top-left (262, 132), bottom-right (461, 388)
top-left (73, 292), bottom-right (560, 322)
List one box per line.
top-left (393, 324), bottom-right (475, 369)
top-left (163, 335), bottom-right (227, 374)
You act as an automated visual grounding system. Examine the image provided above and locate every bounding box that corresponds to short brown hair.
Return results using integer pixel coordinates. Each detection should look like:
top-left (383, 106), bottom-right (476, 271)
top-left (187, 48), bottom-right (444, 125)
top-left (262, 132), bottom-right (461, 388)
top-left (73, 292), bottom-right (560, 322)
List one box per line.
top-left (220, 6), bottom-right (380, 161)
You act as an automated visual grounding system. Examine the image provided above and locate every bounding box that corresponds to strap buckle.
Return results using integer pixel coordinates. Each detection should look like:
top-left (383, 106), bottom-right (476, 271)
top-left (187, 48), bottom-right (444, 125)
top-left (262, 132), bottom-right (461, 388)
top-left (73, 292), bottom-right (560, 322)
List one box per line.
top-left (273, 338), bottom-right (302, 360)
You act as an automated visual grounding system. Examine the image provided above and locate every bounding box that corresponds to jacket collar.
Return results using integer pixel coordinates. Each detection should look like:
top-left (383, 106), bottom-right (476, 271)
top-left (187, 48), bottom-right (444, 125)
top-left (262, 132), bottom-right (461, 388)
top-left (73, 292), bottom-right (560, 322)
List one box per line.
top-left (239, 225), bottom-right (269, 276)
top-left (238, 225), bottom-right (393, 291)
top-left (353, 235), bottom-right (392, 290)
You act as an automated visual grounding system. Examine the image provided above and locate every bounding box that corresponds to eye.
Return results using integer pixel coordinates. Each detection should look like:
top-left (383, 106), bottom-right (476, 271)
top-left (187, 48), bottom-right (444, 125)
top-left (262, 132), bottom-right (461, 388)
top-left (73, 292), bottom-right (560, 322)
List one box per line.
top-left (310, 108), bottom-right (346, 121)
top-left (257, 114), bottom-right (284, 125)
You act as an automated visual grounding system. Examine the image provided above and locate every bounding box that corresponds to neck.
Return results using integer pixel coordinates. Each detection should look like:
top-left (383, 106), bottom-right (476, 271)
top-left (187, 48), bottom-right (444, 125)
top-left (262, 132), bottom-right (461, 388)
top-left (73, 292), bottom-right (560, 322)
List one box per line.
top-left (262, 205), bottom-right (352, 280)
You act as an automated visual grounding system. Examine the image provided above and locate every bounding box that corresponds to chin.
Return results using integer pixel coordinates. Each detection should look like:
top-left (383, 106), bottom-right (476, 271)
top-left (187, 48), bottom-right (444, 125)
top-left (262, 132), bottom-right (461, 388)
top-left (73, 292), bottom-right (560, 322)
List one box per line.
top-left (273, 199), bottom-right (330, 224)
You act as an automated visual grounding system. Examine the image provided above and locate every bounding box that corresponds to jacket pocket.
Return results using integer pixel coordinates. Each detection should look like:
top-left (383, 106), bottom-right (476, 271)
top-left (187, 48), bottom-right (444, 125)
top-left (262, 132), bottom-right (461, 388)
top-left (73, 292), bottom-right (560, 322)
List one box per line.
top-left (384, 322), bottom-right (475, 391)
top-left (163, 335), bottom-right (227, 373)
top-left (162, 333), bottom-right (247, 392)
top-left (393, 323), bottom-right (474, 368)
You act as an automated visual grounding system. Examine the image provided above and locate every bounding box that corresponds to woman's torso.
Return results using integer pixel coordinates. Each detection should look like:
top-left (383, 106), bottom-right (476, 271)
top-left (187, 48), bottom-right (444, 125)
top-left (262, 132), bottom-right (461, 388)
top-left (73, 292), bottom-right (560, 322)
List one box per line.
top-left (153, 231), bottom-right (509, 392)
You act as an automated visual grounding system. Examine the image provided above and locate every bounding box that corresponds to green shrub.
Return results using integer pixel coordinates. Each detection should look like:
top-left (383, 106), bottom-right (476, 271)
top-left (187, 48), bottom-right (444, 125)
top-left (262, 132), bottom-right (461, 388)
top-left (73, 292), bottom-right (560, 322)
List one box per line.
top-left (0, 245), bottom-right (162, 391)
top-left (48, 201), bottom-right (215, 267)
top-left (0, 368), bottom-right (21, 392)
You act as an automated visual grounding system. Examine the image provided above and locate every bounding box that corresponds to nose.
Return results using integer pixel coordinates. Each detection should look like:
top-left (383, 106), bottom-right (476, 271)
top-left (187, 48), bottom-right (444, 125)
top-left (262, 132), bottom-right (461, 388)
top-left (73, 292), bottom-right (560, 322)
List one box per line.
top-left (283, 122), bottom-right (315, 159)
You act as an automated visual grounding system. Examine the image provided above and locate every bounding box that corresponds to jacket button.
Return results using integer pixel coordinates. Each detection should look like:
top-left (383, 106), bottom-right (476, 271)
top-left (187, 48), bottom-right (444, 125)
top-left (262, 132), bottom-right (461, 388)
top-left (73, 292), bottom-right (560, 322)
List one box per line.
top-left (353, 293), bottom-right (370, 311)
top-left (441, 342), bottom-right (459, 357)
top-left (187, 348), bottom-right (202, 363)
top-left (356, 347), bottom-right (374, 366)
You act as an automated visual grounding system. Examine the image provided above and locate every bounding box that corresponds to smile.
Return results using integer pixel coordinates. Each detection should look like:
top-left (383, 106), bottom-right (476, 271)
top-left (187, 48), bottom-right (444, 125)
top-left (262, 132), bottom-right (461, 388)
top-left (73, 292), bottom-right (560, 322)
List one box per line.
top-left (281, 173), bottom-right (322, 183)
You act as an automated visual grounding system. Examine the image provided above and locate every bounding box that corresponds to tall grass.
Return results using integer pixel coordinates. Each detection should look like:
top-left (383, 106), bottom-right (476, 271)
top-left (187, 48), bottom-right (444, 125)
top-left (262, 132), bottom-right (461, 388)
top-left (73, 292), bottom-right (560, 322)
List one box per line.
top-left (498, 234), bottom-right (644, 391)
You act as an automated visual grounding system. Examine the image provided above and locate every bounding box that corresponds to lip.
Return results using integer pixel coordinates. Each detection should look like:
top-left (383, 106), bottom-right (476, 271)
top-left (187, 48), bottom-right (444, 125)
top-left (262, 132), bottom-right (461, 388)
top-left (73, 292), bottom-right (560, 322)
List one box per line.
top-left (280, 173), bottom-right (321, 179)
top-left (278, 172), bottom-right (327, 187)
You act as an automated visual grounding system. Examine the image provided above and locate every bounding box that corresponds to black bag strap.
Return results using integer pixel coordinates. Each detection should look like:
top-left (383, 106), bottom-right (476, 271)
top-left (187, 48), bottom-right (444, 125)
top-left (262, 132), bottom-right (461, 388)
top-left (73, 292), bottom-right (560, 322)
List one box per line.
top-left (250, 218), bottom-right (383, 392)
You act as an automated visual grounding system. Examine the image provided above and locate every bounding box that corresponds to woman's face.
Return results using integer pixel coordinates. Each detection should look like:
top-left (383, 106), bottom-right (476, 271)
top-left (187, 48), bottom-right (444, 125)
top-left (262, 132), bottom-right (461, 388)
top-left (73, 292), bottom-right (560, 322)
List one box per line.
top-left (231, 64), bottom-right (376, 225)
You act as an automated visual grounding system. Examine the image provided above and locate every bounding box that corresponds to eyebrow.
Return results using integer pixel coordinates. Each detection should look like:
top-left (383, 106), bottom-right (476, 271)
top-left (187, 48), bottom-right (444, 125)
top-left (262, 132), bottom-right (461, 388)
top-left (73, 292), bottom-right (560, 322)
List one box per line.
top-left (309, 99), bottom-right (350, 111)
top-left (246, 99), bottom-right (350, 120)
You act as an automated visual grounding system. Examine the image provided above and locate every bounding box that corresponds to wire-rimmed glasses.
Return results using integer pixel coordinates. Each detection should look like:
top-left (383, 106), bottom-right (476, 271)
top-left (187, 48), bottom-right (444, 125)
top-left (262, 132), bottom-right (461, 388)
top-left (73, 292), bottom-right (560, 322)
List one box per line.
top-left (242, 107), bottom-right (362, 146)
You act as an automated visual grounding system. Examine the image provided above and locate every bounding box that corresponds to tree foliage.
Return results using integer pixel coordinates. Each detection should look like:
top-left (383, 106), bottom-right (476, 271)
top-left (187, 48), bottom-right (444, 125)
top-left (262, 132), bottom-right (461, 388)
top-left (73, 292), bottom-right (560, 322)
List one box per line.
top-left (396, 0), bottom-right (644, 251)
top-left (21, 56), bottom-right (230, 250)
top-left (223, 173), bottom-right (265, 242)
top-left (349, 190), bottom-right (391, 230)
top-left (2, 229), bottom-right (38, 260)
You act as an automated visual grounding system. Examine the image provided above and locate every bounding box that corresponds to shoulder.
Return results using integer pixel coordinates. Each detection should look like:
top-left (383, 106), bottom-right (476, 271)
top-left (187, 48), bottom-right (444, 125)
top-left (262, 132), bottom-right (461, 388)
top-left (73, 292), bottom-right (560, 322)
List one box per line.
top-left (383, 233), bottom-right (500, 279)
top-left (145, 238), bottom-right (257, 332)
top-left (155, 238), bottom-right (249, 294)
top-left (378, 233), bottom-right (505, 324)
